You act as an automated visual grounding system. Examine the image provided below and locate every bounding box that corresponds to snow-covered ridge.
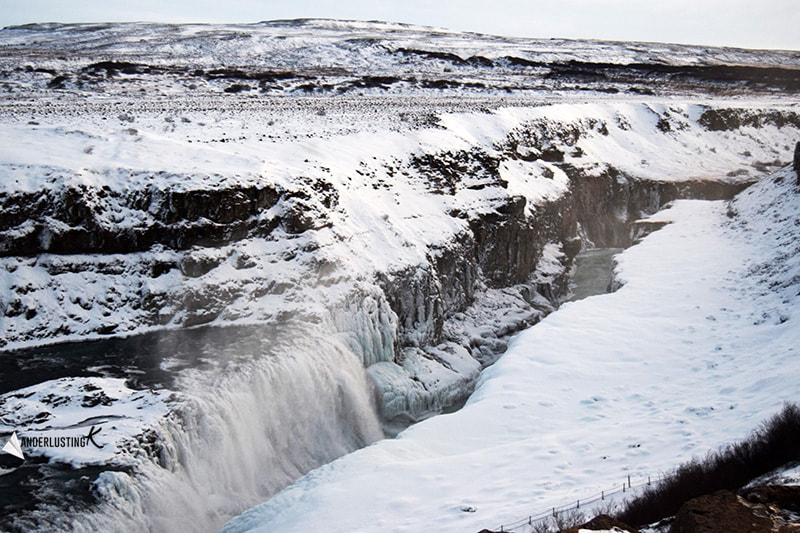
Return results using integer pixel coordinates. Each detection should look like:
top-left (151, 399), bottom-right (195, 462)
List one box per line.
top-left (3, 19), bottom-right (798, 68)
top-left (1, 19), bottom-right (798, 100)
top-left (2, 102), bottom-right (797, 352)
top-left (223, 163), bottom-right (800, 533)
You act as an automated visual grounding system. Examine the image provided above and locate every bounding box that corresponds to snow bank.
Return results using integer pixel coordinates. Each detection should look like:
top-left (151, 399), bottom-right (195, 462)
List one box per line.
top-left (224, 167), bottom-right (800, 532)
top-left (0, 377), bottom-right (169, 466)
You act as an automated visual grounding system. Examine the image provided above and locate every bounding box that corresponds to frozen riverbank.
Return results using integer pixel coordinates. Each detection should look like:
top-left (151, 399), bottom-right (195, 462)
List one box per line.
top-left (225, 166), bottom-right (800, 533)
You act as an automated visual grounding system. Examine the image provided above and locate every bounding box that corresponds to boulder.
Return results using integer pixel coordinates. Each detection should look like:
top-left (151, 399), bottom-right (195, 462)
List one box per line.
top-left (669, 490), bottom-right (772, 533)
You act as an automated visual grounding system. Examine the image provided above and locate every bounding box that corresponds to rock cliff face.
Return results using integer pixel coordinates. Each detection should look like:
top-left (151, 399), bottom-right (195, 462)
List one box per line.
top-left (794, 141), bottom-right (800, 183)
top-left (1, 104), bottom-right (794, 427)
top-left (568, 168), bottom-right (753, 248)
top-left (364, 154), bottom-right (755, 423)
top-left (0, 181), bottom-right (340, 256)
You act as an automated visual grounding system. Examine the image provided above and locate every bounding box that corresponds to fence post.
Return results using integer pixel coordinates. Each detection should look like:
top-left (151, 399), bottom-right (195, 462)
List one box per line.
top-left (577, 499), bottom-right (580, 509)
top-left (648, 476), bottom-right (651, 485)
top-left (601, 490), bottom-right (604, 500)
top-left (622, 483), bottom-right (626, 493)
top-left (553, 507), bottom-right (556, 517)
top-left (628, 475), bottom-right (631, 488)
top-left (528, 516), bottom-right (532, 525)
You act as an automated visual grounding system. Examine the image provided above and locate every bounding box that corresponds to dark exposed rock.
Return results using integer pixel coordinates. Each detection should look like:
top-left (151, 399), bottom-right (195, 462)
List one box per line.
top-left (150, 260), bottom-right (177, 277)
top-left (794, 141), bottom-right (800, 184)
top-left (203, 68), bottom-right (302, 82)
top-left (395, 47), bottom-right (469, 66)
top-left (670, 490), bottom-right (773, 533)
top-left (346, 76), bottom-right (402, 89)
top-left (540, 147), bottom-right (565, 162)
top-left (743, 484), bottom-right (800, 511)
top-left (564, 165), bottom-right (753, 248)
top-left (47, 74), bottom-right (68, 88)
top-left (82, 61), bottom-right (146, 77)
top-left (223, 83), bottom-right (250, 93)
top-left (631, 220), bottom-right (670, 243)
top-left (181, 286), bottom-right (239, 328)
top-left (410, 148), bottom-right (503, 195)
top-left (698, 109), bottom-right (800, 131)
top-left (421, 79), bottom-right (462, 90)
top-left (0, 183), bottom-right (283, 256)
top-left (545, 61), bottom-right (800, 93)
top-left (179, 254), bottom-right (223, 278)
top-left (379, 265), bottom-right (446, 352)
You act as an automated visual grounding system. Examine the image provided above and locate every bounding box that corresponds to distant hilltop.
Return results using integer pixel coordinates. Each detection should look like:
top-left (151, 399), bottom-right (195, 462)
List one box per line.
top-left (1, 19), bottom-right (799, 100)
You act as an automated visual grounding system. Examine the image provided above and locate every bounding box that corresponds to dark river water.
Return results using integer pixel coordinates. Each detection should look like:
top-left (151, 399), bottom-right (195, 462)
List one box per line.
top-left (569, 248), bottom-right (623, 301)
top-left (0, 323), bottom-right (286, 396)
top-left (0, 324), bottom-right (286, 530)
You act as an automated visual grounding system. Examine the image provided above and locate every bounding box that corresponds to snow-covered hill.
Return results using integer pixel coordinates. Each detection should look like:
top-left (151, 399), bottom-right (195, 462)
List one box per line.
top-left (1, 19), bottom-right (799, 100)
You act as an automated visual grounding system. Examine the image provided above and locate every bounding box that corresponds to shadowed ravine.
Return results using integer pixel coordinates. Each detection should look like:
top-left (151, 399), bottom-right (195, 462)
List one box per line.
top-left (0, 243), bottom-right (624, 533)
top-left (569, 248), bottom-right (623, 302)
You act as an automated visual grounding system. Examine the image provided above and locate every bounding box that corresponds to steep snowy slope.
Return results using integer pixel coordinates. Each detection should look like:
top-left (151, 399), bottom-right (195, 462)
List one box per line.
top-left (224, 166), bottom-right (800, 533)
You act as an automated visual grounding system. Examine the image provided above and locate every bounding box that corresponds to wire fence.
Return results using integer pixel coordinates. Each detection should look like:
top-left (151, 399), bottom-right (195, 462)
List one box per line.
top-left (487, 473), bottom-right (665, 533)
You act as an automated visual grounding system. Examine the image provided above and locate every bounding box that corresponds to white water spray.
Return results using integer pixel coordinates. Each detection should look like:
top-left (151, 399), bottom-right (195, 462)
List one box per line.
top-left (42, 322), bottom-right (384, 533)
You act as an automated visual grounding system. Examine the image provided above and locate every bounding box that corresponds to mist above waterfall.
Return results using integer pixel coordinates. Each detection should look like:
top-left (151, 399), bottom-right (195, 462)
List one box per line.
top-left (4, 321), bottom-right (382, 532)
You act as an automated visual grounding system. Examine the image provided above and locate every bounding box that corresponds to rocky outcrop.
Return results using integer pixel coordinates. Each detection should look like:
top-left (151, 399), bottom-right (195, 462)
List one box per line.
top-left (794, 141), bottom-right (800, 184)
top-left (0, 178), bottom-right (345, 256)
top-left (381, 193), bottom-right (577, 351)
top-left (566, 166), bottom-right (753, 248)
top-left (669, 489), bottom-right (785, 533)
top-left (698, 109), bottom-right (800, 132)
top-left (744, 484), bottom-right (800, 510)
top-left (0, 183), bottom-right (284, 255)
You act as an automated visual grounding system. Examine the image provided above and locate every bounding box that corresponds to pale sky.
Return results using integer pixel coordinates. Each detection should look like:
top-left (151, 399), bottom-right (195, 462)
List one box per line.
top-left (2, 0), bottom-right (799, 50)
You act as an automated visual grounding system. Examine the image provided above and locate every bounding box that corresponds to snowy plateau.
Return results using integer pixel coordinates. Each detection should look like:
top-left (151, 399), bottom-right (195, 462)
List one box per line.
top-left (0, 18), bottom-right (799, 533)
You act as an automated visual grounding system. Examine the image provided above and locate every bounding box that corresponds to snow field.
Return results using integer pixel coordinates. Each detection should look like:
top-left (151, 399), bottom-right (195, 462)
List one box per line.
top-left (2, 102), bottom-right (798, 351)
top-left (225, 167), bottom-right (800, 532)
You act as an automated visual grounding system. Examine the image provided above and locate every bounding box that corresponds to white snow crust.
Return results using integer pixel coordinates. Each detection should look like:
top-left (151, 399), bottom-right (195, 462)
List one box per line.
top-left (2, 102), bottom-right (798, 351)
top-left (224, 167), bottom-right (800, 532)
top-left (0, 377), bottom-right (169, 465)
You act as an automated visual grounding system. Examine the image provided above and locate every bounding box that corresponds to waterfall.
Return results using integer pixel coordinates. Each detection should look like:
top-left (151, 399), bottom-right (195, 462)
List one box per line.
top-left (40, 322), bottom-right (383, 533)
